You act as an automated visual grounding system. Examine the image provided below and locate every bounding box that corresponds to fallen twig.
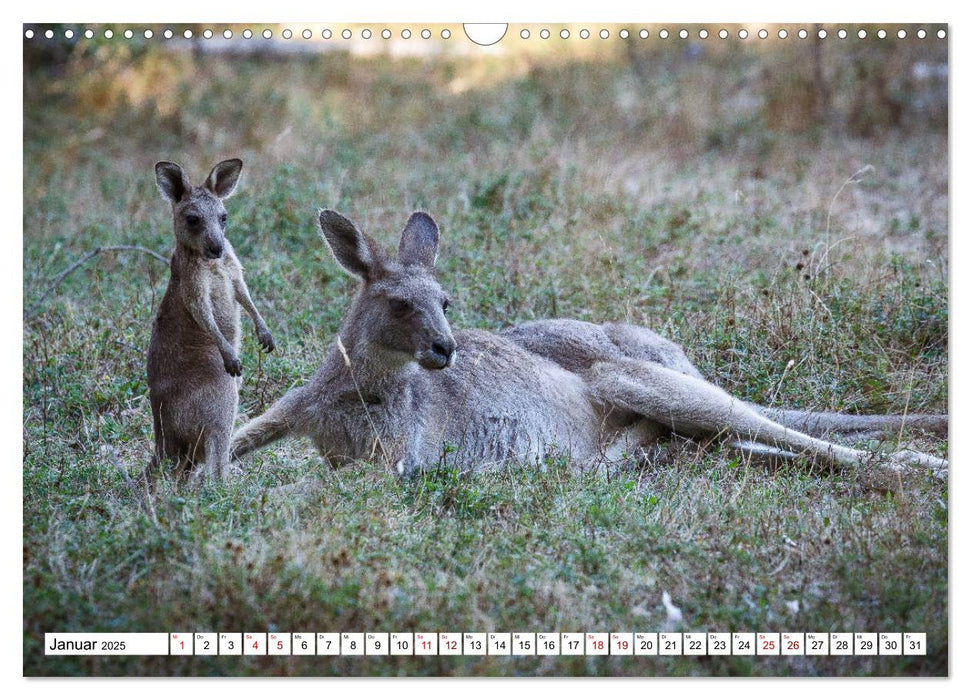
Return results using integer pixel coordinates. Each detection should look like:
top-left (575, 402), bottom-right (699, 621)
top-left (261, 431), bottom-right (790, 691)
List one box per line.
top-left (27, 245), bottom-right (170, 318)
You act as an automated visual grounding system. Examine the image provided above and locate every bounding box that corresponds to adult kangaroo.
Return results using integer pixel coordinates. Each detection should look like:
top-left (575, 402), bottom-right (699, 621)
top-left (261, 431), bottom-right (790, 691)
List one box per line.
top-left (231, 210), bottom-right (947, 478)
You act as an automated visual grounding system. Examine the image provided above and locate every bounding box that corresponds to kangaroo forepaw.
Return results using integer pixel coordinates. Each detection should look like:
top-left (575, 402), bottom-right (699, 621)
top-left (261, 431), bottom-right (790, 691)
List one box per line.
top-left (258, 328), bottom-right (276, 353)
top-left (223, 354), bottom-right (243, 376)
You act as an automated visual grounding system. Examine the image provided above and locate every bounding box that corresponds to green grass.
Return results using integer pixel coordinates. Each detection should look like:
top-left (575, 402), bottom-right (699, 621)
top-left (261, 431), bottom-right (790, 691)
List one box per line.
top-left (23, 33), bottom-right (947, 676)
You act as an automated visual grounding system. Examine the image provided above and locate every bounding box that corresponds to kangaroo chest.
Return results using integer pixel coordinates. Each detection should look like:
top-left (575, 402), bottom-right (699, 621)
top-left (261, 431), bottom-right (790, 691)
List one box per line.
top-left (431, 367), bottom-right (603, 471)
top-left (319, 382), bottom-right (422, 469)
top-left (205, 263), bottom-right (239, 344)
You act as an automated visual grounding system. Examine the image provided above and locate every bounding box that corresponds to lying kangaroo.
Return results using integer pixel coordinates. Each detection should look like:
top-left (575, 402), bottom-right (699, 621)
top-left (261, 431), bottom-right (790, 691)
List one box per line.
top-left (147, 159), bottom-right (275, 483)
top-left (231, 210), bottom-right (947, 478)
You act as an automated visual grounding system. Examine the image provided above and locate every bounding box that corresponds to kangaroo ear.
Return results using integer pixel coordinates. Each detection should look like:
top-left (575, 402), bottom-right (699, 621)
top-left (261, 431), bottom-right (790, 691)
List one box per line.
top-left (397, 212), bottom-right (440, 268)
top-left (204, 158), bottom-right (243, 199)
top-left (318, 210), bottom-right (378, 281)
top-left (155, 162), bottom-right (191, 203)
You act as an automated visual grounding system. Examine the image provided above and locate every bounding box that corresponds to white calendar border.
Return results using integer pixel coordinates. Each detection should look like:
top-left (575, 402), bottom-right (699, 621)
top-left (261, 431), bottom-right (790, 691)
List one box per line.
top-left (9, 1), bottom-right (964, 699)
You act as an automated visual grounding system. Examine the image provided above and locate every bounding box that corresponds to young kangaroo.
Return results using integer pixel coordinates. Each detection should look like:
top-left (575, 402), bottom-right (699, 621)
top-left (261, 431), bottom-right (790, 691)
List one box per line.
top-left (147, 159), bottom-right (275, 483)
top-left (231, 210), bottom-right (946, 479)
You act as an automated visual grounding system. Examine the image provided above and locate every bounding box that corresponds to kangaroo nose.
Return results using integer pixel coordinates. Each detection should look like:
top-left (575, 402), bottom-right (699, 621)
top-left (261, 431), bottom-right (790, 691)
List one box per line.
top-left (432, 338), bottom-right (456, 365)
top-left (206, 243), bottom-right (224, 259)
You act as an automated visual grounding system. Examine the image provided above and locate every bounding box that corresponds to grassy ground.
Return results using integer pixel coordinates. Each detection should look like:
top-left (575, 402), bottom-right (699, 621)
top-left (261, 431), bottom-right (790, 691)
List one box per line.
top-left (23, 28), bottom-right (948, 676)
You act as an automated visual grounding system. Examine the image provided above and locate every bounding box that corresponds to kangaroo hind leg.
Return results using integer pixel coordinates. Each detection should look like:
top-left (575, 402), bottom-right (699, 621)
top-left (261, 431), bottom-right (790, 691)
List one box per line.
top-left (586, 359), bottom-right (946, 476)
top-left (196, 427), bottom-right (233, 484)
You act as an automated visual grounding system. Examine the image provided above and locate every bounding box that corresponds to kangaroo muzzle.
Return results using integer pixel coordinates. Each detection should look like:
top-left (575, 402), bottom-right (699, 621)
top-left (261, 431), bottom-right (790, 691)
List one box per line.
top-left (205, 242), bottom-right (224, 260)
top-left (418, 336), bottom-right (456, 370)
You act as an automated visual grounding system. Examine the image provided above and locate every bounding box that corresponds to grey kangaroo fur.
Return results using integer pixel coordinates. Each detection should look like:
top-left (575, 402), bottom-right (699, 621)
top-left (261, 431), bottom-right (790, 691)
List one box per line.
top-left (231, 210), bottom-right (947, 479)
top-left (147, 159), bottom-right (275, 483)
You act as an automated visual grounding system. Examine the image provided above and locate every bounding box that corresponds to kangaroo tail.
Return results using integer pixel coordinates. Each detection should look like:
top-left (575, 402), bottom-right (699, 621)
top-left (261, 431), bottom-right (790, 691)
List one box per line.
top-left (752, 406), bottom-right (947, 438)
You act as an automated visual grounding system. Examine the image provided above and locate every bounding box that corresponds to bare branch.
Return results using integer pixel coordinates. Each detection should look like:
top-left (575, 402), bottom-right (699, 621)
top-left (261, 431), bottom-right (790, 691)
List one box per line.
top-left (26, 245), bottom-right (170, 318)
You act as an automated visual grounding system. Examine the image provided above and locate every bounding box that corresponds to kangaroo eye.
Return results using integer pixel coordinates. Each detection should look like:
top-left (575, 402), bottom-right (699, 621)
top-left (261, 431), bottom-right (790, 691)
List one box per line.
top-left (388, 298), bottom-right (411, 316)
top-left (442, 299), bottom-right (450, 313)
top-left (219, 213), bottom-right (228, 225)
top-left (185, 214), bottom-right (200, 227)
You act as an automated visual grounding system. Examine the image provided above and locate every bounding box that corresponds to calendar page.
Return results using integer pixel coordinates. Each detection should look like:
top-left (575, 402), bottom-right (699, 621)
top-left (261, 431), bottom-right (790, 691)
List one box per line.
top-left (22, 14), bottom-right (949, 678)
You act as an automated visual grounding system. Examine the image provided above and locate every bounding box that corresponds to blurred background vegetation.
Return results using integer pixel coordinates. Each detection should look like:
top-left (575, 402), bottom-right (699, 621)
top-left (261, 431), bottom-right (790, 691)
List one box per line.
top-left (23, 23), bottom-right (948, 412)
top-left (24, 24), bottom-right (948, 676)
